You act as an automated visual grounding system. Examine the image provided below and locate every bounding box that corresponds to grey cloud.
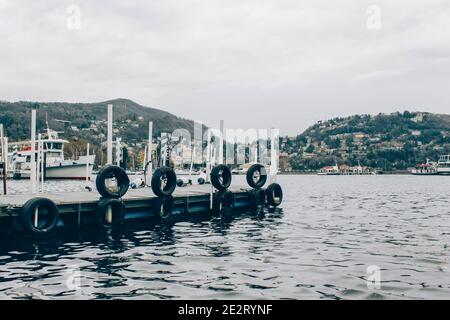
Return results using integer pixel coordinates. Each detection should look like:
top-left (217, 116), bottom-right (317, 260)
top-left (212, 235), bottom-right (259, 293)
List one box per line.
top-left (0, 0), bottom-right (449, 135)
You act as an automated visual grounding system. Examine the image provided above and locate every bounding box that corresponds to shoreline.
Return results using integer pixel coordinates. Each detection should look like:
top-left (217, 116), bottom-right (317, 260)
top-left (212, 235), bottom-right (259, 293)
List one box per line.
top-left (277, 171), bottom-right (412, 175)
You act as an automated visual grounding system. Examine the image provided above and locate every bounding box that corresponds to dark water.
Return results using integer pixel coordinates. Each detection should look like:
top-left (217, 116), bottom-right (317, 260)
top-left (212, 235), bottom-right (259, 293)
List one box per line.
top-left (0, 175), bottom-right (449, 300)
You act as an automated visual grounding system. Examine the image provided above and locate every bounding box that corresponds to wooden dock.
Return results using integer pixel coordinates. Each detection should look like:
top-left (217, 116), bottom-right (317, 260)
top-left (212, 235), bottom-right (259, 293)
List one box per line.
top-left (0, 184), bottom-right (259, 235)
top-left (0, 185), bottom-right (251, 211)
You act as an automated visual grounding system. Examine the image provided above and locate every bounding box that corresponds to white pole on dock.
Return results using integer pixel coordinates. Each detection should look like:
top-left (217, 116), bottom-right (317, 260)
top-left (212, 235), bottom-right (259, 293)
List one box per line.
top-left (189, 145), bottom-right (195, 181)
top-left (147, 121), bottom-right (153, 182)
top-left (115, 138), bottom-right (121, 167)
top-left (36, 134), bottom-right (41, 192)
top-left (219, 120), bottom-right (224, 165)
top-left (3, 137), bottom-right (8, 173)
top-left (270, 127), bottom-right (279, 183)
top-left (206, 129), bottom-right (214, 209)
top-left (41, 138), bottom-right (44, 192)
top-left (30, 110), bottom-right (37, 194)
top-left (0, 124), bottom-right (4, 164)
top-left (143, 146), bottom-right (147, 169)
top-left (86, 143), bottom-right (90, 181)
top-left (107, 104), bottom-right (113, 165)
top-left (212, 145), bottom-right (217, 167)
top-left (205, 129), bottom-right (211, 183)
top-left (254, 138), bottom-right (258, 164)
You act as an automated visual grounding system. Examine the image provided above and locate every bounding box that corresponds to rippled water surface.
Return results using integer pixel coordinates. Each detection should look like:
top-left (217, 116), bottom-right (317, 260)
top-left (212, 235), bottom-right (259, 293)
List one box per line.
top-left (0, 175), bottom-right (449, 299)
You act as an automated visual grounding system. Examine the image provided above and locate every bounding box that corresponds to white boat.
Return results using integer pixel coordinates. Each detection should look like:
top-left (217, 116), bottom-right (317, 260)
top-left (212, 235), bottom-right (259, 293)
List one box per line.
top-left (8, 128), bottom-right (95, 180)
top-left (436, 155), bottom-right (450, 175)
top-left (411, 159), bottom-right (438, 175)
top-left (175, 168), bottom-right (199, 176)
top-left (410, 156), bottom-right (450, 176)
top-left (317, 164), bottom-right (340, 175)
top-left (231, 168), bottom-right (247, 175)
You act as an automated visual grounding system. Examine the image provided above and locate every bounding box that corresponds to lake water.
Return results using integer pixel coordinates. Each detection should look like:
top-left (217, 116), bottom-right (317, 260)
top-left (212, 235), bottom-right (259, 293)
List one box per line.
top-left (0, 175), bottom-right (449, 300)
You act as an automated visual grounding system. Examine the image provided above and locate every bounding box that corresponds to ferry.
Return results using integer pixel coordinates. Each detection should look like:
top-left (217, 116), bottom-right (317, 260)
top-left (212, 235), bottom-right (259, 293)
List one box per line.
top-left (8, 128), bottom-right (95, 180)
top-left (436, 155), bottom-right (450, 175)
top-left (317, 162), bottom-right (377, 175)
top-left (411, 159), bottom-right (438, 175)
top-left (317, 164), bottom-right (340, 175)
top-left (411, 155), bottom-right (450, 175)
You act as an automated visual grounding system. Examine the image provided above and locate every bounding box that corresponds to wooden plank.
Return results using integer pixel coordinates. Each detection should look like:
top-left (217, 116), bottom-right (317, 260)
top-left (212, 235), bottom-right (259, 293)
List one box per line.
top-left (0, 184), bottom-right (251, 208)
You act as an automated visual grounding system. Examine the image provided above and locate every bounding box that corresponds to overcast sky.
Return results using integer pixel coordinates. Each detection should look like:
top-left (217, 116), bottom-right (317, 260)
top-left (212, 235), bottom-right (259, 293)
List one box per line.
top-left (0, 0), bottom-right (449, 135)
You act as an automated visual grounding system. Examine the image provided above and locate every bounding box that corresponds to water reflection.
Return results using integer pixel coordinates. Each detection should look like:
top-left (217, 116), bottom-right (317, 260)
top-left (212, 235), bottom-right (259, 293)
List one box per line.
top-left (0, 206), bottom-right (285, 299)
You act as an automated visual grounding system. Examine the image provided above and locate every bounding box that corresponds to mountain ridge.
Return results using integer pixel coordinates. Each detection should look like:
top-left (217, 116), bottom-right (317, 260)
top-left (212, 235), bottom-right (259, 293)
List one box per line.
top-left (0, 98), bottom-right (194, 142)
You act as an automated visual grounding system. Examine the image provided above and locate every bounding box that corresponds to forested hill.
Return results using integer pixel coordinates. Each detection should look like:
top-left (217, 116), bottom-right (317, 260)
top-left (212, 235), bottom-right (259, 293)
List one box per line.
top-left (0, 98), bottom-right (194, 143)
top-left (281, 111), bottom-right (450, 171)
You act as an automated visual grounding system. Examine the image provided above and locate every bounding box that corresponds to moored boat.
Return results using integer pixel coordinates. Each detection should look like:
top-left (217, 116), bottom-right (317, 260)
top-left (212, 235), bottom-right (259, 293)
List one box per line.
top-left (7, 128), bottom-right (95, 180)
top-left (317, 165), bottom-right (340, 175)
top-left (411, 159), bottom-right (438, 175)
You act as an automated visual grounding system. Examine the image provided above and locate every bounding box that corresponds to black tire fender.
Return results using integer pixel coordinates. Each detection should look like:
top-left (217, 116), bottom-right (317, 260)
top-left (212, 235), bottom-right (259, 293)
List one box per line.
top-left (20, 197), bottom-right (60, 235)
top-left (246, 164), bottom-right (268, 189)
top-left (212, 190), bottom-right (234, 215)
top-left (210, 165), bottom-right (232, 191)
top-left (96, 165), bottom-right (130, 199)
top-left (249, 188), bottom-right (266, 210)
top-left (154, 196), bottom-right (174, 220)
top-left (151, 167), bottom-right (177, 197)
top-left (96, 197), bottom-right (125, 227)
top-left (266, 183), bottom-right (283, 207)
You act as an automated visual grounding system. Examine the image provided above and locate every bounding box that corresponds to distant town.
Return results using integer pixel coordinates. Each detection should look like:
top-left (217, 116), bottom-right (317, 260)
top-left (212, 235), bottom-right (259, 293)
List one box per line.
top-left (279, 111), bottom-right (450, 173)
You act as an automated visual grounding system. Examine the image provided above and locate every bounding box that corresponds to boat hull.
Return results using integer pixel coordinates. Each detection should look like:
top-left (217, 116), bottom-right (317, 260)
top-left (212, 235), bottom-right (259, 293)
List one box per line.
top-left (411, 172), bottom-right (438, 176)
top-left (10, 163), bottom-right (94, 180)
top-left (317, 172), bottom-right (340, 175)
top-left (45, 163), bottom-right (94, 179)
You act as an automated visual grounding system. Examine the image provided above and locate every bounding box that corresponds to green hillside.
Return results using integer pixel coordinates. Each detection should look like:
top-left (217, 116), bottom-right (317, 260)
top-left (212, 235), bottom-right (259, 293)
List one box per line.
top-left (0, 98), bottom-right (194, 143)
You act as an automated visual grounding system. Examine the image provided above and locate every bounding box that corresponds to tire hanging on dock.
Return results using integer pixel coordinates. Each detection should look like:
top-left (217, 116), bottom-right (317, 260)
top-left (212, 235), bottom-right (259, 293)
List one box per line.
top-left (246, 164), bottom-right (268, 189)
top-left (249, 188), bottom-right (266, 211)
top-left (154, 196), bottom-right (174, 221)
top-left (212, 190), bottom-right (234, 215)
top-left (210, 165), bottom-right (232, 191)
top-left (151, 167), bottom-right (177, 197)
top-left (96, 197), bottom-right (126, 227)
top-left (266, 183), bottom-right (283, 207)
top-left (19, 197), bottom-right (60, 235)
top-left (96, 165), bottom-right (130, 199)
